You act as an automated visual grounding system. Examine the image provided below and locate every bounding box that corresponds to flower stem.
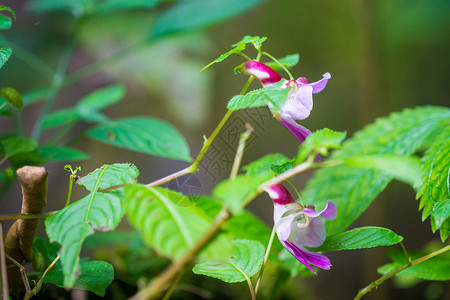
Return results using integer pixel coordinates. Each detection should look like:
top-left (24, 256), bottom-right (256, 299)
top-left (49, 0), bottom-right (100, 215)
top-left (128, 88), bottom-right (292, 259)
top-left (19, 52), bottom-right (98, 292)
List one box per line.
top-left (255, 225), bottom-right (277, 296)
top-left (354, 245), bottom-right (450, 300)
top-left (262, 51), bottom-right (294, 80)
top-left (230, 123), bottom-right (254, 179)
top-left (229, 261), bottom-right (256, 300)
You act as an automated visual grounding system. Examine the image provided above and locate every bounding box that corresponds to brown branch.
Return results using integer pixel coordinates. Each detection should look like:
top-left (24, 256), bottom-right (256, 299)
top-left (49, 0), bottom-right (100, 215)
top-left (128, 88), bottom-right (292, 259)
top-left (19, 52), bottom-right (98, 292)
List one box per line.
top-left (3, 166), bottom-right (48, 294)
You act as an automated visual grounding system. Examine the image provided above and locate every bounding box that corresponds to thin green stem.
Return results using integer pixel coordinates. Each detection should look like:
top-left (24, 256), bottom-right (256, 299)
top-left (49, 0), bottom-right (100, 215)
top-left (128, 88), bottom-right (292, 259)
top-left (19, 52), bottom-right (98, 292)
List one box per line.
top-left (5, 253), bottom-right (31, 293)
top-left (262, 51), bottom-right (293, 80)
top-left (161, 271), bottom-right (184, 300)
top-left (0, 211), bottom-right (57, 221)
top-left (31, 36), bottom-right (76, 140)
top-left (285, 179), bottom-right (302, 202)
top-left (230, 123), bottom-right (254, 179)
top-left (24, 256), bottom-right (60, 300)
top-left (239, 52), bottom-right (252, 61)
top-left (400, 242), bottom-right (411, 265)
top-left (255, 225), bottom-right (277, 296)
top-left (0, 222), bottom-right (9, 299)
top-left (230, 261), bottom-right (256, 300)
top-left (65, 174), bottom-right (75, 208)
top-left (46, 123), bottom-right (76, 145)
top-left (354, 245), bottom-right (450, 300)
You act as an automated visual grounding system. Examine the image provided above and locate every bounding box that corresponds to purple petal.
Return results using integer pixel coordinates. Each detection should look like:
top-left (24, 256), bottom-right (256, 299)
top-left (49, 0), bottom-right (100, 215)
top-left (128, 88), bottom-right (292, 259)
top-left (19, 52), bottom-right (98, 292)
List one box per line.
top-left (281, 85), bottom-right (313, 120)
top-left (290, 216), bottom-right (326, 247)
top-left (241, 61), bottom-right (283, 87)
top-left (277, 116), bottom-right (312, 144)
top-left (276, 213), bottom-right (296, 241)
top-left (297, 72), bottom-right (331, 94)
top-left (284, 241), bottom-right (332, 273)
top-left (265, 184), bottom-right (295, 206)
top-left (302, 200), bottom-right (337, 220)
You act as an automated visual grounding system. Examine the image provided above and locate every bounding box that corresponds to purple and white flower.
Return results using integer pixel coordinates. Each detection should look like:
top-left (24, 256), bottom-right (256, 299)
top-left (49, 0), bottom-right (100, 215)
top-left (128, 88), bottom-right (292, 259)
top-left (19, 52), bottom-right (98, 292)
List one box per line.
top-left (240, 61), bottom-right (331, 143)
top-left (265, 183), bottom-right (337, 273)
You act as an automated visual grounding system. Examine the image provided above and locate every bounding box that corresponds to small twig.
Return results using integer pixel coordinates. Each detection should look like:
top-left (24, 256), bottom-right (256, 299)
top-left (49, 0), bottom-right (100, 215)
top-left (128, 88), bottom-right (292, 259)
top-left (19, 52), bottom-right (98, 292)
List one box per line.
top-left (5, 253), bottom-right (31, 293)
top-left (23, 256), bottom-right (60, 300)
top-left (0, 222), bottom-right (9, 299)
top-left (354, 245), bottom-right (450, 300)
top-left (230, 123), bottom-right (254, 179)
top-left (161, 270), bottom-right (184, 300)
top-left (255, 225), bottom-right (277, 296)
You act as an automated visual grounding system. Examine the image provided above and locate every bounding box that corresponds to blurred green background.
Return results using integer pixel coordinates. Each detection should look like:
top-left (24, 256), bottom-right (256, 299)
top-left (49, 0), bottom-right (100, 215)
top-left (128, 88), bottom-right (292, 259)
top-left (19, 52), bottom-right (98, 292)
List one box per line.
top-left (1, 0), bottom-right (449, 299)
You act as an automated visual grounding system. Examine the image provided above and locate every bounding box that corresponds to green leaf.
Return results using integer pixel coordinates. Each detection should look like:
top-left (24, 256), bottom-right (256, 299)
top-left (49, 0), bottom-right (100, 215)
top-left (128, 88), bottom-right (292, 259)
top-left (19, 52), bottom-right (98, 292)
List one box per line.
top-left (343, 155), bottom-right (421, 188)
top-left (37, 145), bottom-right (90, 162)
top-left (417, 131), bottom-right (450, 241)
top-left (227, 81), bottom-right (288, 112)
top-left (42, 108), bottom-right (81, 129)
top-left (271, 161), bottom-right (294, 175)
top-left (27, 0), bottom-right (92, 15)
top-left (94, 0), bottom-right (161, 13)
top-left (149, 0), bottom-right (264, 40)
top-left (77, 84), bottom-right (125, 115)
top-left (0, 6), bottom-right (16, 19)
top-left (44, 260), bottom-right (114, 297)
top-left (201, 35), bottom-right (266, 71)
top-left (296, 128), bottom-right (346, 163)
top-left (265, 54), bottom-right (300, 71)
top-left (88, 117), bottom-right (191, 161)
top-left (212, 174), bottom-right (271, 214)
top-left (378, 248), bottom-right (450, 281)
top-left (193, 239), bottom-right (265, 283)
top-left (0, 47), bottom-right (12, 69)
top-left (243, 153), bottom-right (289, 176)
top-left (0, 15), bottom-right (12, 30)
top-left (1, 137), bottom-right (38, 159)
top-left (303, 106), bottom-right (450, 236)
top-left (124, 184), bottom-right (232, 260)
top-left (315, 226), bottom-right (403, 252)
top-left (45, 163), bottom-right (133, 287)
top-left (77, 163), bottom-right (139, 191)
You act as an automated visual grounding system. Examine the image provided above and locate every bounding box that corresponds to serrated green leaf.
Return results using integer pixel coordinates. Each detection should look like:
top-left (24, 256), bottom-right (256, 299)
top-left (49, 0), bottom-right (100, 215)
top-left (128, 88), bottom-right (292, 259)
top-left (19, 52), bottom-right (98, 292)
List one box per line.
top-left (77, 84), bottom-right (125, 115)
top-left (0, 15), bottom-right (12, 30)
top-left (243, 153), bottom-right (289, 176)
top-left (296, 128), bottom-right (346, 163)
top-left (0, 47), bottom-right (12, 69)
top-left (315, 226), bottom-right (403, 252)
top-left (378, 248), bottom-right (450, 281)
top-left (149, 0), bottom-right (264, 40)
top-left (212, 174), bottom-right (271, 214)
top-left (303, 106), bottom-right (450, 236)
top-left (417, 131), bottom-right (450, 241)
top-left (36, 145), bottom-right (90, 162)
top-left (344, 155), bottom-right (421, 188)
top-left (201, 35), bottom-right (266, 71)
top-left (88, 117), bottom-right (191, 161)
top-left (227, 81), bottom-right (288, 112)
top-left (1, 136), bottom-right (38, 159)
top-left (193, 239), bottom-right (265, 283)
top-left (124, 184), bottom-right (232, 260)
top-left (271, 161), bottom-right (294, 175)
top-left (94, 0), bottom-right (161, 13)
top-left (77, 163), bottom-right (139, 191)
top-left (45, 164), bottom-right (133, 287)
top-left (44, 260), bottom-right (114, 296)
top-left (265, 54), bottom-right (300, 71)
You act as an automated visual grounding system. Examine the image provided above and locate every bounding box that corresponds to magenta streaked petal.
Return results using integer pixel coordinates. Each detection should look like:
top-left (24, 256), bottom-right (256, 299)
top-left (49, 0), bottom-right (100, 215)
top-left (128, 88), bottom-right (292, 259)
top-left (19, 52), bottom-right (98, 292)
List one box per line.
top-left (297, 72), bottom-right (331, 94)
top-left (265, 184), bottom-right (295, 206)
top-left (284, 241), bottom-right (332, 273)
top-left (241, 61), bottom-right (283, 87)
top-left (302, 200), bottom-right (337, 220)
top-left (291, 216), bottom-right (326, 247)
top-left (277, 116), bottom-right (312, 144)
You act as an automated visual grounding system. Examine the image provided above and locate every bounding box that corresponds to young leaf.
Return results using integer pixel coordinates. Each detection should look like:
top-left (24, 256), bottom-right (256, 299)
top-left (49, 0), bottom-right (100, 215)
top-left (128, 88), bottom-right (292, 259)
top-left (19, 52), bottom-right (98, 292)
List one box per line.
top-left (314, 226), bottom-right (403, 252)
top-left (378, 248), bottom-right (450, 281)
top-left (212, 174), bottom-right (271, 213)
top-left (45, 163), bottom-right (134, 287)
top-left (124, 184), bottom-right (232, 260)
top-left (149, 0), bottom-right (264, 40)
top-left (201, 35), bottom-right (267, 71)
top-left (296, 128), bottom-right (346, 163)
top-left (264, 54), bottom-right (300, 71)
top-left (227, 81), bottom-right (288, 112)
top-left (44, 260), bottom-right (114, 297)
top-left (0, 47), bottom-right (12, 69)
top-left (417, 132), bottom-right (450, 241)
top-left (303, 106), bottom-right (450, 236)
top-left (76, 84), bottom-right (125, 115)
top-left (88, 117), bottom-right (191, 162)
top-left (42, 108), bottom-right (80, 129)
top-left (37, 145), bottom-right (90, 162)
top-left (343, 155), bottom-right (421, 188)
top-left (193, 239), bottom-right (265, 283)
top-left (1, 137), bottom-right (38, 159)
top-left (243, 153), bottom-right (289, 176)
top-left (94, 0), bottom-right (161, 13)
top-left (0, 15), bottom-right (12, 30)
top-left (77, 163), bottom-right (139, 191)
